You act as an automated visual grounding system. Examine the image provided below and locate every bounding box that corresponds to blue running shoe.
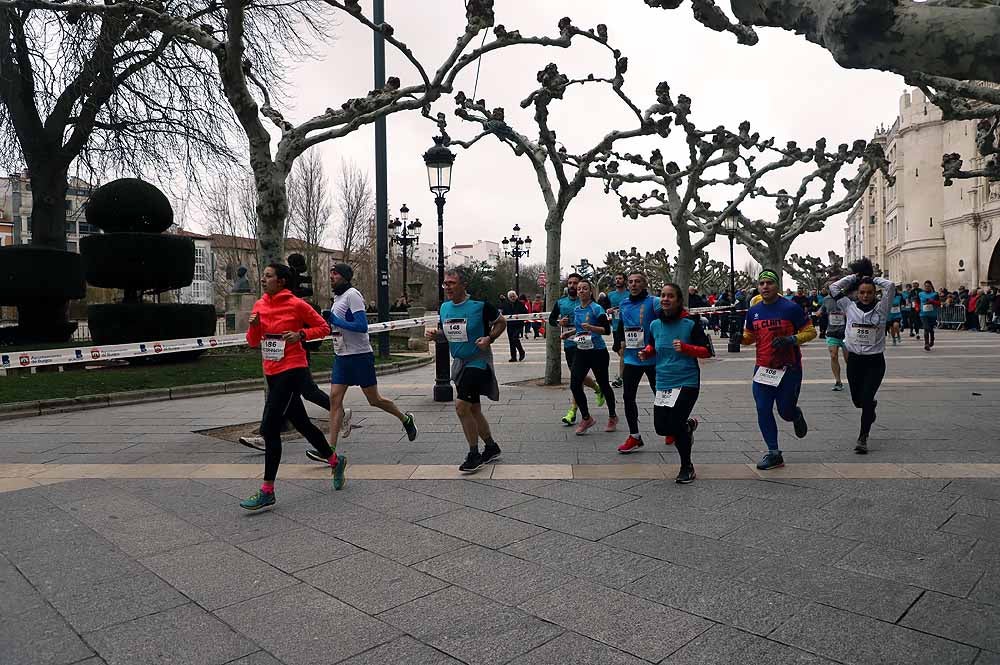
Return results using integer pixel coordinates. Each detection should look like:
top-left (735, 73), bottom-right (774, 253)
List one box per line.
top-left (240, 490), bottom-right (275, 511)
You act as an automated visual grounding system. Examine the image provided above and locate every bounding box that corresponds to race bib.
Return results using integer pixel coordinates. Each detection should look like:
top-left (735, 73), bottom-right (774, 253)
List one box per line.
top-left (624, 326), bottom-right (643, 349)
top-left (851, 324), bottom-right (876, 343)
top-left (828, 313), bottom-right (845, 327)
top-left (653, 389), bottom-right (680, 408)
top-left (574, 333), bottom-right (594, 350)
top-left (922, 303), bottom-right (934, 313)
top-left (753, 366), bottom-right (786, 387)
top-left (890, 306), bottom-right (901, 315)
top-left (330, 332), bottom-right (344, 354)
top-left (262, 334), bottom-right (285, 361)
top-left (443, 318), bottom-right (468, 343)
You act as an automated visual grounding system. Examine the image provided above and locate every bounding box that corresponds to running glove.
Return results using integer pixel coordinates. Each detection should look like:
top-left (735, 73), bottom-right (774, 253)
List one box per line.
top-left (771, 335), bottom-right (796, 349)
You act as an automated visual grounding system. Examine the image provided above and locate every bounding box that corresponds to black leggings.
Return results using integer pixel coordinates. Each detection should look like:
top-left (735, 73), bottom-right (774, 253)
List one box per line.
top-left (921, 317), bottom-right (936, 346)
top-left (908, 312), bottom-right (921, 337)
top-left (571, 348), bottom-right (616, 420)
top-left (260, 367), bottom-right (333, 481)
top-left (846, 352), bottom-right (885, 438)
top-left (653, 386), bottom-right (699, 468)
top-left (507, 324), bottom-right (524, 360)
top-left (622, 363), bottom-right (656, 435)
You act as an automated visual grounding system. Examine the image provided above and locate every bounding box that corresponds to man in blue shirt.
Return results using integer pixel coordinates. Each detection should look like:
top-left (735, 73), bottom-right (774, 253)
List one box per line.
top-left (608, 272), bottom-right (628, 388)
top-left (548, 273), bottom-right (604, 426)
top-left (426, 267), bottom-right (507, 474)
top-left (615, 272), bottom-right (661, 453)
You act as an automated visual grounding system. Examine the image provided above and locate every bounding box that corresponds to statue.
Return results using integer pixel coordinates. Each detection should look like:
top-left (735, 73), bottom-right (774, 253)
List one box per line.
top-left (233, 265), bottom-right (252, 293)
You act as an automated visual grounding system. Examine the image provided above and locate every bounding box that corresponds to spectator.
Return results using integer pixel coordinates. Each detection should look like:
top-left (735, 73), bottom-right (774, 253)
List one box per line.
top-left (529, 294), bottom-right (544, 338)
top-left (688, 286), bottom-right (707, 310)
top-left (366, 300), bottom-right (377, 313)
top-left (968, 289), bottom-right (980, 330)
top-left (792, 288), bottom-right (811, 315)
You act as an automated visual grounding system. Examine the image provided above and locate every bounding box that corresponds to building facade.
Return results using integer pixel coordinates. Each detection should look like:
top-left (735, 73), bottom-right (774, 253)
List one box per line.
top-left (845, 88), bottom-right (1000, 288)
top-left (171, 229), bottom-right (215, 306)
top-left (448, 240), bottom-right (501, 267)
top-left (0, 171), bottom-right (98, 251)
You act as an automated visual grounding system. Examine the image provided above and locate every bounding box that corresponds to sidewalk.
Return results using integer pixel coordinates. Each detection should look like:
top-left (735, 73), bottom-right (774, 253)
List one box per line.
top-left (2, 330), bottom-right (998, 665)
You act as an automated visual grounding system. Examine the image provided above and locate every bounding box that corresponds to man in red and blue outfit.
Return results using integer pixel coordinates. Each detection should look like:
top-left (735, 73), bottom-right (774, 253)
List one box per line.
top-left (742, 269), bottom-right (817, 470)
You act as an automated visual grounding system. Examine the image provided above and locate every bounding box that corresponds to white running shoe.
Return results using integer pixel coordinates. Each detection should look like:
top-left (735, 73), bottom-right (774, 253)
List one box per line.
top-left (341, 408), bottom-right (353, 438)
top-left (238, 435), bottom-right (266, 451)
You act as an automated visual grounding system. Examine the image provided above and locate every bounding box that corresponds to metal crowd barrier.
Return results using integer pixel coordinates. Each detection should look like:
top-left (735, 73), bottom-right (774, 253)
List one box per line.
top-left (937, 304), bottom-right (966, 330)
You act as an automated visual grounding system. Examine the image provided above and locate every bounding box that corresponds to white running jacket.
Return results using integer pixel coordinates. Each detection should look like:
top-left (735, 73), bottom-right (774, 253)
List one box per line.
top-left (829, 276), bottom-right (896, 355)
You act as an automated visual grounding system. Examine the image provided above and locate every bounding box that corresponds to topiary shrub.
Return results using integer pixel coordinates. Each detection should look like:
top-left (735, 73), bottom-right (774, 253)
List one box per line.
top-left (81, 234), bottom-right (195, 291)
top-left (0, 246), bottom-right (86, 345)
top-left (84, 178), bottom-right (173, 233)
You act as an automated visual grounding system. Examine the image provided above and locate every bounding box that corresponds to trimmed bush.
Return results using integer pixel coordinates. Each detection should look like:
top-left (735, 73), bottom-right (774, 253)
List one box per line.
top-left (88, 303), bottom-right (217, 344)
top-left (85, 178), bottom-right (173, 233)
top-left (0, 246), bottom-right (86, 304)
top-left (81, 234), bottom-right (195, 291)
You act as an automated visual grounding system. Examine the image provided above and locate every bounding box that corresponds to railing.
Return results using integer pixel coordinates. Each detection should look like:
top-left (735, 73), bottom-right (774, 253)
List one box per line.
top-left (937, 304), bottom-right (966, 330)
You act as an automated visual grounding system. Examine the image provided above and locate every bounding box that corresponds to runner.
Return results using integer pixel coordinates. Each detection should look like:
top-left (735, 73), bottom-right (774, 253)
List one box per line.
top-left (886, 284), bottom-right (903, 346)
top-left (820, 292), bottom-right (848, 391)
top-left (918, 280), bottom-right (940, 351)
top-left (239, 264), bottom-right (338, 510)
top-left (563, 279), bottom-right (617, 435)
top-left (829, 262), bottom-right (895, 454)
top-left (424, 267), bottom-right (506, 474)
top-left (303, 264), bottom-right (417, 489)
top-left (608, 272), bottom-right (628, 388)
top-left (639, 283), bottom-right (713, 483)
top-left (615, 271), bottom-right (661, 453)
top-left (549, 273), bottom-right (604, 426)
top-left (907, 282), bottom-right (923, 341)
top-left (742, 269), bottom-right (816, 470)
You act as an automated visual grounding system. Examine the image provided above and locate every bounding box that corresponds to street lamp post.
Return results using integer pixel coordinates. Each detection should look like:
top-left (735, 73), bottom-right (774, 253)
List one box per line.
top-left (723, 210), bottom-right (741, 353)
top-left (423, 136), bottom-right (455, 402)
top-left (501, 224), bottom-right (531, 294)
top-left (388, 204), bottom-right (421, 302)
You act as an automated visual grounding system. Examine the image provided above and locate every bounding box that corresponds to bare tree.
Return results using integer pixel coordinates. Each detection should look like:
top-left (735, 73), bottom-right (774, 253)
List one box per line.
top-left (787, 250), bottom-right (848, 291)
top-left (334, 160), bottom-right (373, 265)
top-left (287, 148), bottom-right (332, 288)
top-left (446, 25), bottom-right (673, 384)
top-left (203, 173), bottom-right (262, 302)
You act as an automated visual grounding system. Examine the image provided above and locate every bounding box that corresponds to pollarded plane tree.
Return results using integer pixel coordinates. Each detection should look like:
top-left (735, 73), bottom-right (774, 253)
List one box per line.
top-left (642, 1), bottom-right (1000, 187)
top-left (441, 24), bottom-right (673, 384)
top-left (786, 250), bottom-right (848, 292)
top-left (4, 0), bottom-right (603, 267)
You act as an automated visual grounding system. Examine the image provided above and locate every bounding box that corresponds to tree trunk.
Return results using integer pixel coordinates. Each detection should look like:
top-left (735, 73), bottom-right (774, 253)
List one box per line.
top-left (747, 242), bottom-right (790, 290)
top-left (544, 205), bottom-right (564, 386)
top-left (255, 164), bottom-right (289, 265)
top-left (673, 233), bottom-right (696, 296)
top-left (27, 161), bottom-right (70, 249)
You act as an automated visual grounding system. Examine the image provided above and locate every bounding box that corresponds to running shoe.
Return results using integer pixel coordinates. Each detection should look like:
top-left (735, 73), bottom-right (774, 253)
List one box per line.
top-left (831, 383), bottom-right (844, 392)
top-left (402, 412), bottom-right (418, 441)
top-left (306, 449), bottom-right (331, 463)
top-left (561, 407), bottom-right (577, 426)
top-left (792, 409), bottom-right (809, 438)
top-left (924, 342), bottom-right (930, 351)
top-left (575, 416), bottom-right (596, 435)
top-left (332, 454), bottom-right (348, 490)
top-left (756, 451), bottom-right (785, 470)
top-left (612, 377), bottom-right (623, 388)
top-left (459, 449), bottom-right (484, 474)
top-left (892, 337), bottom-right (898, 346)
top-left (675, 465), bottom-right (696, 484)
top-left (594, 386), bottom-right (606, 408)
top-left (239, 489), bottom-right (275, 511)
top-left (238, 435), bottom-right (266, 451)
top-left (854, 436), bottom-right (868, 455)
top-left (341, 408), bottom-right (353, 438)
top-left (617, 435), bottom-right (644, 454)
top-left (482, 442), bottom-right (502, 464)
top-left (688, 418), bottom-right (699, 436)
top-left (605, 416), bottom-right (619, 432)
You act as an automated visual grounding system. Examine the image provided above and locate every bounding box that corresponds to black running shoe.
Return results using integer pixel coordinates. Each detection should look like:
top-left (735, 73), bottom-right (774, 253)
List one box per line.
top-left (402, 413), bottom-right (418, 441)
top-left (687, 418), bottom-right (699, 436)
top-left (305, 449), bottom-right (328, 463)
top-left (854, 436), bottom-right (868, 455)
top-left (675, 465), bottom-right (696, 484)
top-left (459, 449), bottom-right (484, 474)
top-left (482, 442), bottom-right (502, 465)
top-left (793, 409), bottom-right (808, 438)
top-left (756, 451), bottom-right (785, 470)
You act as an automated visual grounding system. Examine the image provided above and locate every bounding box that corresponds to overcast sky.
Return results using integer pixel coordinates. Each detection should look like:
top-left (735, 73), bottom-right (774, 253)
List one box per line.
top-left (194, 1), bottom-right (908, 285)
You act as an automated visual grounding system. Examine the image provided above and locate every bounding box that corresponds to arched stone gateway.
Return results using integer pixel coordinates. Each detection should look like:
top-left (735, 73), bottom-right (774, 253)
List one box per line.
top-left (989, 239), bottom-right (1000, 286)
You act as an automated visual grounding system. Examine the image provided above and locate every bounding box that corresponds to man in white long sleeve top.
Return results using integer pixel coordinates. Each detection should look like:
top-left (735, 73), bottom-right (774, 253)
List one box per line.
top-left (829, 260), bottom-right (896, 454)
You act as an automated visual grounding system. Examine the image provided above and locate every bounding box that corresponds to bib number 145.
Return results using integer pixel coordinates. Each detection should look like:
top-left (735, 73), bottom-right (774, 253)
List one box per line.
top-left (753, 366), bottom-right (785, 387)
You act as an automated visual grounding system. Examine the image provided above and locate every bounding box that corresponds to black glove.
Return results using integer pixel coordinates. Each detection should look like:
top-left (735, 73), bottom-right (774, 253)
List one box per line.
top-left (771, 335), bottom-right (796, 350)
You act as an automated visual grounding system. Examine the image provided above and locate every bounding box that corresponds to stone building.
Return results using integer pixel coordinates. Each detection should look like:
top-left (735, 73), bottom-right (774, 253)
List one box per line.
top-left (845, 88), bottom-right (1000, 288)
top-left (0, 171), bottom-right (98, 251)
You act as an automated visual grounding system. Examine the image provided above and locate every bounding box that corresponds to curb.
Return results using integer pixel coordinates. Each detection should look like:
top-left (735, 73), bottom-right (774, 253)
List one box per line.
top-left (0, 356), bottom-right (433, 421)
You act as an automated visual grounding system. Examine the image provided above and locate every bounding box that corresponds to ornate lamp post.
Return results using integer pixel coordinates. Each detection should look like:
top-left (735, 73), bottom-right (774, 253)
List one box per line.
top-left (388, 204), bottom-right (421, 301)
top-left (423, 136), bottom-right (455, 402)
top-left (723, 210), bottom-right (742, 353)
top-left (500, 224), bottom-right (531, 293)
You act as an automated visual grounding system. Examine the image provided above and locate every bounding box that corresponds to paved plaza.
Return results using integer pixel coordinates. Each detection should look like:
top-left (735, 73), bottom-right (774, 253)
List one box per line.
top-left (1, 329), bottom-right (999, 664)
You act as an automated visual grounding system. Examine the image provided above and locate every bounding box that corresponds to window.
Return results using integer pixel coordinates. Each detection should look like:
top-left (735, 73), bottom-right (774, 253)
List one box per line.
top-left (65, 200), bottom-right (72, 210)
top-left (930, 217), bottom-right (933, 227)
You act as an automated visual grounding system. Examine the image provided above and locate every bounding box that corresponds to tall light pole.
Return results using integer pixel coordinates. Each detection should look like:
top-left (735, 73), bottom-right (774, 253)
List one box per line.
top-left (388, 204), bottom-right (421, 302)
top-left (501, 224), bottom-right (531, 294)
top-left (373, 0), bottom-right (390, 359)
top-left (723, 209), bottom-right (741, 353)
top-left (423, 136), bottom-right (455, 402)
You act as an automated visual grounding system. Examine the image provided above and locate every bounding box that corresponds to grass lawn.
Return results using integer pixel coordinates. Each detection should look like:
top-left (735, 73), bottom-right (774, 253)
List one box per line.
top-left (0, 349), bottom-right (415, 404)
